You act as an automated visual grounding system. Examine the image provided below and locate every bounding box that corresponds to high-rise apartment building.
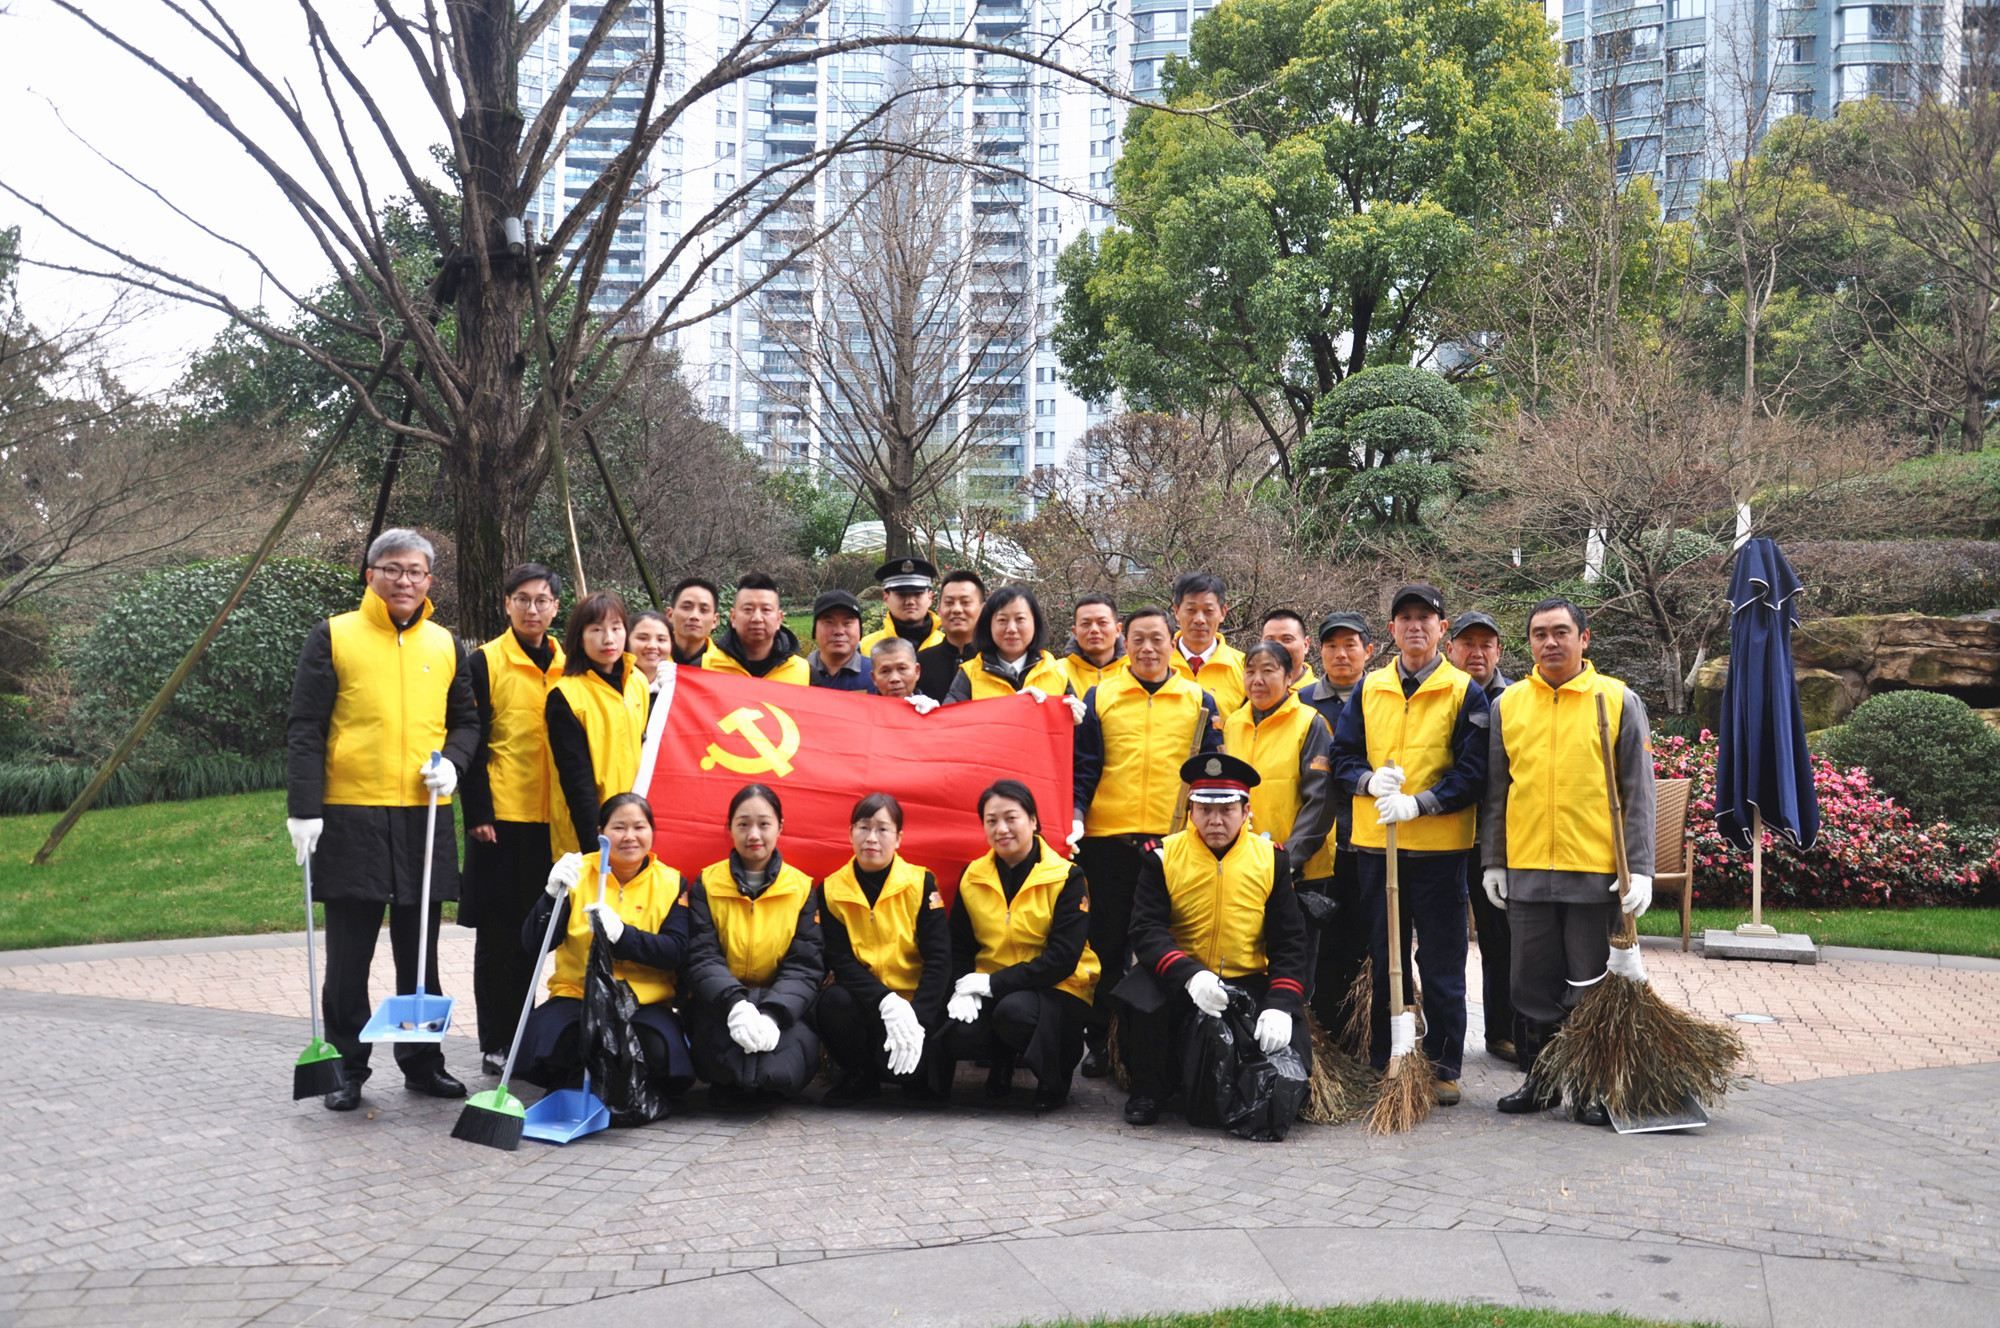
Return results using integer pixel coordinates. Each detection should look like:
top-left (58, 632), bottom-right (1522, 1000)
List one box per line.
top-left (520, 1), bottom-right (1205, 503)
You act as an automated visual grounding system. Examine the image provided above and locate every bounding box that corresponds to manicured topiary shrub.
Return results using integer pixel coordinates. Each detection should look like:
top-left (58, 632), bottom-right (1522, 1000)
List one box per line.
top-left (1818, 690), bottom-right (2000, 827)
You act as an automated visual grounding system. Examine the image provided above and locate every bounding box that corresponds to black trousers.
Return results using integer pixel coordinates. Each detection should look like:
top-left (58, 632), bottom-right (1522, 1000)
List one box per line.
top-left (939, 988), bottom-right (1089, 1093)
top-left (685, 993), bottom-right (821, 1095)
top-left (1467, 857), bottom-right (1518, 1050)
top-left (1358, 850), bottom-right (1469, 1081)
top-left (1301, 852), bottom-right (1411, 1040)
top-left (813, 983), bottom-right (932, 1082)
top-left (320, 898), bottom-right (447, 1079)
top-left (1509, 899), bottom-right (1623, 1027)
top-left (466, 820), bottom-right (552, 1055)
top-left (1076, 835), bottom-right (1151, 1043)
top-left (1117, 972), bottom-right (1314, 1108)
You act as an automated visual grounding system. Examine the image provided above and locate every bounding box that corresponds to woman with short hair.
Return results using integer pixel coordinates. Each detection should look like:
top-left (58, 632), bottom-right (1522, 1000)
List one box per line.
top-left (546, 592), bottom-right (651, 857)
top-left (940, 780), bottom-right (1099, 1111)
top-left (815, 793), bottom-right (952, 1105)
top-left (682, 784), bottom-right (825, 1103)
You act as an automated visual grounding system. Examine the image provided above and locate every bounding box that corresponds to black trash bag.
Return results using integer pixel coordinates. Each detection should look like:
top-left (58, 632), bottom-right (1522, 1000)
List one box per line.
top-left (581, 916), bottom-right (665, 1127)
top-left (1179, 987), bottom-right (1307, 1142)
top-left (1295, 887), bottom-right (1340, 930)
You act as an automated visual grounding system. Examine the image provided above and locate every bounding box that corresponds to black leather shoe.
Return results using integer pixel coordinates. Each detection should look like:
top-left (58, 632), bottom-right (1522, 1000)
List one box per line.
top-left (324, 1078), bottom-right (363, 1112)
top-left (403, 1066), bottom-right (467, 1099)
top-left (1079, 1044), bottom-right (1110, 1079)
top-left (822, 1074), bottom-right (881, 1107)
top-left (481, 1052), bottom-right (507, 1077)
top-left (984, 1055), bottom-right (1015, 1099)
top-left (1123, 1094), bottom-right (1159, 1126)
top-left (1574, 1100), bottom-right (1611, 1127)
top-left (1032, 1087), bottom-right (1068, 1112)
top-left (1496, 1076), bottom-right (1555, 1114)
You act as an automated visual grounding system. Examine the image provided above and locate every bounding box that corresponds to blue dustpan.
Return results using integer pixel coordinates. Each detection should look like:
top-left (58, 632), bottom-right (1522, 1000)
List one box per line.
top-left (522, 1071), bottom-right (610, 1144)
top-left (361, 757), bottom-right (456, 1043)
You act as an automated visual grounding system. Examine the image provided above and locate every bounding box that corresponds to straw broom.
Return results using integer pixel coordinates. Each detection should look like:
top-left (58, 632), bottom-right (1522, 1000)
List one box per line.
top-left (1539, 694), bottom-right (1746, 1121)
top-left (1301, 1008), bottom-right (1376, 1125)
top-left (1366, 824), bottom-right (1433, 1134)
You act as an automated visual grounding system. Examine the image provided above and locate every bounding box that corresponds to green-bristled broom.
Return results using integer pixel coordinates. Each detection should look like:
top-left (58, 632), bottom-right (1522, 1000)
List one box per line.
top-left (452, 873), bottom-right (571, 1150)
top-left (293, 854), bottom-right (346, 1099)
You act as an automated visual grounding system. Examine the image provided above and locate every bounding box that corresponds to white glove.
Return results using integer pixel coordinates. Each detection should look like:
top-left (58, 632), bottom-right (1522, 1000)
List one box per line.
top-left (1254, 1008), bottom-right (1292, 1055)
top-left (1482, 867), bottom-right (1508, 911)
top-left (1186, 969), bottom-right (1229, 1016)
top-left (1375, 792), bottom-right (1420, 824)
top-left (1069, 817), bottom-right (1087, 850)
top-left (584, 901), bottom-right (624, 944)
top-left (879, 993), bottom-right (924, 1076)
top-left (547, 852), bottom-right (583, 897)
top-left (905, 693), bottom-right (939, 714)
top-left (1064, 694), bottom-right (1086, 724)
top-left (727, 999), bottom-right (780, 1053)
top-left (421, 754), bottom-right (457, 798)
top-left (1620, 872), bottom-right (1654, 917)
top-left (1606, 943), bottom-right (1648, 984)
top-left (286, 817), bottom-right (323, 866)
top-left (1367, 765), bottom-right (1406, 797)
top-left (1389, 1009), bottom-right (1417, 1060)
top-left (953, 972), bottom-right (992, 999)
top-left (947, 991), bottom-right (984, 1024)
top-left (1023, 684), bottom-right (1048, 703)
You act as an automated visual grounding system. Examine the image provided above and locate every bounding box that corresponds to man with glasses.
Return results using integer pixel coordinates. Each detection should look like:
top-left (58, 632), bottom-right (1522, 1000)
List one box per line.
top-left (287, 529), bottom-right (481, 1111)
top-left (460, 563), bottom-right (566, 1077)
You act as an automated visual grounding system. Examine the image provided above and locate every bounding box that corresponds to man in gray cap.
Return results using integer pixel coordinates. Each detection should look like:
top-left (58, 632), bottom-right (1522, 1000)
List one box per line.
top-left (1446, 609), bottom-right (1518, 1064)
top-left (808, 590), bottom-right (874, 692)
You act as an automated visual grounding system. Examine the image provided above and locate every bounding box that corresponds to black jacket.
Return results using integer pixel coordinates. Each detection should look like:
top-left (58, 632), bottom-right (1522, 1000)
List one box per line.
top-left (821, 865), bottom-right (954, 1028)
top-left (682, 855), bottom-right (826, 1026)
top-left (947, 847), bottom-right (1091, 1000)
top-left (1128, 834), bottom-right (1311, 1017)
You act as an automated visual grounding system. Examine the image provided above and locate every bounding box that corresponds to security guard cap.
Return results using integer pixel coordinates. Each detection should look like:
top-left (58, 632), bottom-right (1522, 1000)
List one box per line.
top-left (874, 557), bottom-right (938, 592)
top-left (1181, 752), bottom-right (1261, 804)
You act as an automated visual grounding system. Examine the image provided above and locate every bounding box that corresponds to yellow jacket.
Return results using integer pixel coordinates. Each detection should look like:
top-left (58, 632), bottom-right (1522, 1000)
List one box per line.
top-left (548, 658), bottom-right (651, 856)
top-left (859, 612), bottom-right (943, 656)
top-left (1156, 828), bottom-right (1275, 978)
top-left (323, 589), bottom-right (460, 807)
top-left (1224, 692), bottom-right (1336, 880)
top-left (475, 630), bottom-right (565, 824)
top-left (1059, 647), bottom-right (1128, 696)
top-left (1075, 670), bottom-right (1220, 837)
top-left (1492, 663), bottom-right (1626, 873)
top-left (821, 855), bottom-right (931, 997)
top-left (547, 854), bottom-right (686, 1005)
top-left (952, 650), bottom-right (1072, 701)
top-left (957, 840), bottom-right (1100, 1003)
top-left (1170, 633), bottom-right (1246, 717)
top-left (1348, 658), bottom-right (1479, 853)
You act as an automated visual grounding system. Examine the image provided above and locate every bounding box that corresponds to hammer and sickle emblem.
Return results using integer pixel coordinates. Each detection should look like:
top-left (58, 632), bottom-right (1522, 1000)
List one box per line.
top-left (699, 704), bottom-right (802, 777)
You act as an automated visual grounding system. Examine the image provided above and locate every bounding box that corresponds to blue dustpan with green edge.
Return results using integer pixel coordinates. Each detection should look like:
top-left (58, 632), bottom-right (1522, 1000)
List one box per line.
top-left (524, 836), bottom-right (611, 1144)
top-left (360, 755), bottom-right (454, 1043)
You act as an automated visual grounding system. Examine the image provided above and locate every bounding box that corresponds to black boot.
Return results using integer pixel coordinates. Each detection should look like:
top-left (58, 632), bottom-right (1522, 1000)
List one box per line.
top-left (1496, 1021), bottom-right (1559, 1115)
top-left (984, 1053), bottom-right (1016, 1099)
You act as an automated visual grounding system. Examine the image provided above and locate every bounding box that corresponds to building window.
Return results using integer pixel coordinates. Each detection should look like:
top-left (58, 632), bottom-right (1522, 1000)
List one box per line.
top-left (1615, 136), bottom-right (1662, 173)
top-left (707, 394), bottom-right (730, 414)
top-left (712, 264), bottom-right (734, 286)
top-left (1667, 98), bottom-right (1702, 127)
top-left (709, 363), bottom-right (732, 381)
top-left (1667, 0), bottom-right (1705, 18)
top-left (1779, 36), bottom-right (1815, 63)
top-left (717, 141), bottom-right (736, 158)
top-left (1667, 44), bottom-right (1704, 72)
top-left (1664, 152), bottom-right (1700, 180)
top-left (1090, 170), bottom-right (1110, 188)
top-left (1564, 39), bottom-right (1583, 66)
top-left (1036, 398), bottom-right (1055, 415)
top-left (711, 328), bottom-right (731, 349)
top-left (1776, 90), bottom-right (1814, 117)
top-left (1843, 5), bottom-right (1910, 41)
top-left (1040, 144), bottom-right (1059, 161)
top-left (715, 172), bottom-right (736, 188)
top-left (1132, 60), bottom-right (1158, 90)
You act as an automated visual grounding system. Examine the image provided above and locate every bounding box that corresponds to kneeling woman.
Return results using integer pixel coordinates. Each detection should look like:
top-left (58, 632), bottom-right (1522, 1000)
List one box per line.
top-left (815, 793), bottom-right (952, 1105)
top-left (683, 784), bottom-right (825, 1102)
top-left (517, 793), bottom-right (694, 1102)
top-left (941, 780), bottom-right (1099, 1110)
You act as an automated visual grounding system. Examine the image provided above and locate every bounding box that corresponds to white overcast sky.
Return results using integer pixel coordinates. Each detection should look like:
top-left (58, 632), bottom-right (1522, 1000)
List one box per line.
top-left (0, 1), bottom-right (447, 392)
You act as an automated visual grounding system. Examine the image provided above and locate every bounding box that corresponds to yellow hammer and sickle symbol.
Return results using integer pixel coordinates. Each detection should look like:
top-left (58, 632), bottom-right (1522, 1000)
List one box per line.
top-left (699, 704), bottom-right (802, 777)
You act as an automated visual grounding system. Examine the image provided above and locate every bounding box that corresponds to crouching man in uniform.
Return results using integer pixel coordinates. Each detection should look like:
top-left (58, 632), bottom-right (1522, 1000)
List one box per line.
top-left (1115, 753), bottom-right (1313, 1128)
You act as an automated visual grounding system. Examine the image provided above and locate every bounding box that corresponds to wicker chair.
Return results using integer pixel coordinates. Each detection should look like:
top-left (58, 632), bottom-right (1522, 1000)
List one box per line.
top-left (1652, 777), bottom-right (1695, 949)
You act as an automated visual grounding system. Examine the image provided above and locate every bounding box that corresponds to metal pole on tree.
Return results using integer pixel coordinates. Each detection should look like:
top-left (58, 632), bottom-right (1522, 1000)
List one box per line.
top-left (32, 352), bottom-right (406, 865)
top-left (579, 425), bottom-right (660, 609)
top-left (527, 255), bottom-right (587, 599)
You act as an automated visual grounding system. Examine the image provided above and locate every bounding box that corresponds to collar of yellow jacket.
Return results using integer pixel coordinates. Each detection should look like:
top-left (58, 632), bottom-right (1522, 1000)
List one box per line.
top-left (1174, 632), bottom-right (1238, 668)
top-left (1367, 653), bottom-right (1467, 699)
top-left (825, 854), bottom-right (923, 908)
top-left (965, 837), bottom-right (1066, 891)
top-left (497, 627), bottom-right (564, 675)
top-left (1245, 690), bottom-right (1304, 726)
top-left (1527, 660), bottom-right (1600, 696)
top-left (360, 586), bottom-right (434, 634)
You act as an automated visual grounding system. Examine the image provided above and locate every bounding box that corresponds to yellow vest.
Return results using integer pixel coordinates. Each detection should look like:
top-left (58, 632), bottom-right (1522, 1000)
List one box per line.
top-left (1159, 828), bottom-right (1275, 979)
top-left (1496, 663), bottom-right (1628, 873)
top-left (700, 858), bottom-right (816, 988)
top-left (1084, 670), bottom-right (1216, 837)
top-left (1060, 650), bottom-right (1127, 697)
top-left (1170, 634), bottom-right (1246, 717)
top-left (478, 631), bottom-right (565, 824)
top-left (548, 854), bottom-right (684, 1005)
top-left (1223, 693), bottom-right (1334, 880)
top-left (859, 612), bottom-right (943, 655)
top-left (959, 650), bottom-right (1071, 700)
top-left (957, 840), bottom-right (1100, 1002)
top-left (548, 657), bottom-right (650, 856)
top-left (323, 589), bottom-right (459, 807)
top-left (821, 855), bottom-right (935, 996)
top-left (704, 648), bottom-right (810, 685)
top-left (1350, 657), bottom-right (1478, 852)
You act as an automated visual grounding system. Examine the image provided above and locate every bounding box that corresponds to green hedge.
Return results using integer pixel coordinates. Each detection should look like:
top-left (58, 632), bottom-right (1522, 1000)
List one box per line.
top-left (0, 753), bottom-right (285, 817)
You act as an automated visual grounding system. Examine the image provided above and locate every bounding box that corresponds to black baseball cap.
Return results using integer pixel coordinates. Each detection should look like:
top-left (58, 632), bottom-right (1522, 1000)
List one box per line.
top-left (1318, 610), bottom-right (1371, 644)
top-left (1449, 610), bottom-right (1502, 641)
top-left (1390, 584), bottom-right (1445, 617)
top-left (811, 589), bottom-right (864, 622)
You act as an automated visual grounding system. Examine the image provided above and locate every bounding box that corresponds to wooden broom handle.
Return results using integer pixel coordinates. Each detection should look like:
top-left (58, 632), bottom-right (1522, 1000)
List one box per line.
top-left (1596, 692), bottom-right (1637, 946)
top-left (1384, 822), bottom-right (1404, 1017)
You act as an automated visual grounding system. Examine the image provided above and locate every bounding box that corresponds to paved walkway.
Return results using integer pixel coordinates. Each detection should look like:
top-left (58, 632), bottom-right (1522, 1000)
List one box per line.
top-left (1, 933), bottom-right (1997, 1327)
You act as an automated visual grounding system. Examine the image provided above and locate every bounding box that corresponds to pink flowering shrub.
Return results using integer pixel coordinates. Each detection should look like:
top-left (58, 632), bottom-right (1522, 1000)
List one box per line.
top-left (1651, 731), bottom-right (1990, 908)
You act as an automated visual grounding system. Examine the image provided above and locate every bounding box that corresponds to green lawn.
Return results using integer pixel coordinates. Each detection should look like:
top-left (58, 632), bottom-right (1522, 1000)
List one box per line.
top-left (1638, 904), bottom-right (2000, 957)
top-left (0, 790), bottom-right (458, 951)
top-left (1024, 1306), bottom-right (1699, 1328)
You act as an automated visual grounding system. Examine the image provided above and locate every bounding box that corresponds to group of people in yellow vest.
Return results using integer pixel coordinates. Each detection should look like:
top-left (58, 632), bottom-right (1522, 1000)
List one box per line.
top-left (287, 529), bottom-right (1655, 1132)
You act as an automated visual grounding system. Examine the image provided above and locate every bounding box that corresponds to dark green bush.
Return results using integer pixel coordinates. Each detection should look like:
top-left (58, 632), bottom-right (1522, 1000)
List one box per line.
top-left (1819, 690), bottom-right (2000, 825)
top-left (0, 752), bottom-right (283, 816)
top-left (72, 557), bottom-right (359, 760)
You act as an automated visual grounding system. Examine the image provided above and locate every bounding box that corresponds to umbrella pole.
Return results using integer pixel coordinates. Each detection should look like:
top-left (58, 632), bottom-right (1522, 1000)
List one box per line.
top-left (1738, 807), bottom-right (1776, 936)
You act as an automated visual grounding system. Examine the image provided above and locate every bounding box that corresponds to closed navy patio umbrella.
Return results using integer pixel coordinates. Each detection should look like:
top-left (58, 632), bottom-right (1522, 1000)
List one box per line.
top-left (1714, 538), bottom-right (1820, 929)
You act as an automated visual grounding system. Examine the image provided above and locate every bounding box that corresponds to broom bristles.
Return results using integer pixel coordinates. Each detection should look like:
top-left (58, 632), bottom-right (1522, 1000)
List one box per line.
top-left (1339, 959), bottom-right (1373, 1058)
top-left (452, 1090), bottom-right (527, 1152)
top-left (1366, 1047), bottom-right (1435, 1135)
top-left (292, 1057), bottom-right (346, 1101)
top-left (1302, 1008), bottom-right (1376, 1125)
top-left (1105, 1012), bottom-right (1130, 1092)
top-left (1541, 971), bottom-right (1746, 1120)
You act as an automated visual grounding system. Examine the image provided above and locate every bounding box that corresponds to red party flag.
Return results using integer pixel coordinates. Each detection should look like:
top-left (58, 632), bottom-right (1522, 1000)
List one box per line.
top-left (636, 665), bottom-right (1074, 893)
